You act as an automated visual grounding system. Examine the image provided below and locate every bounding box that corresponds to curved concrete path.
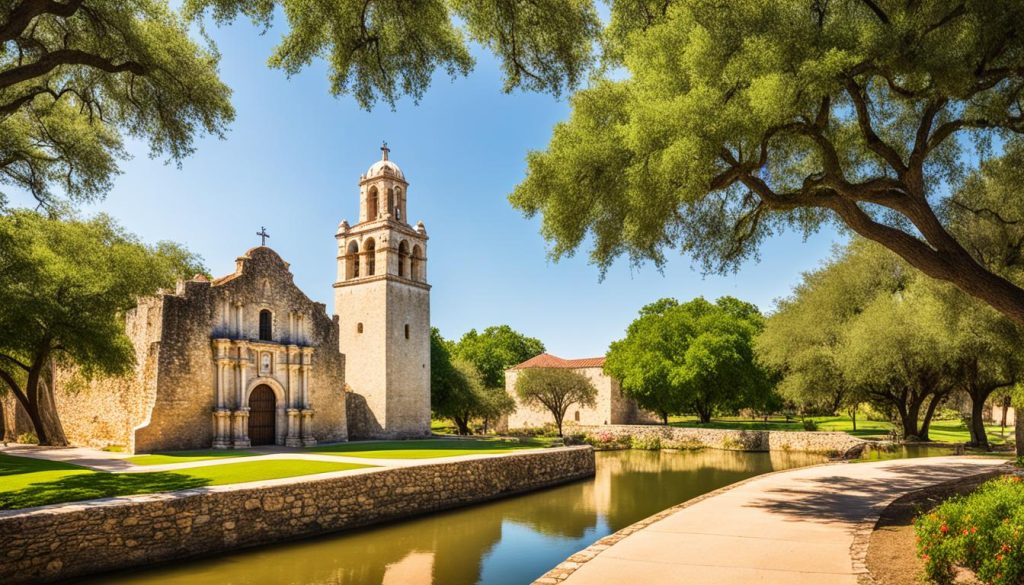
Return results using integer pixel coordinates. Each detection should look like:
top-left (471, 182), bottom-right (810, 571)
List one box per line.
top-left (545, 456), bottom-right (1010, 585)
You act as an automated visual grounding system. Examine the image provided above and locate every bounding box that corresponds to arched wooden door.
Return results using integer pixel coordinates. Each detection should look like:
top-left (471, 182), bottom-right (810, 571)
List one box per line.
top-left (248, 385), bottom-right (276, 446)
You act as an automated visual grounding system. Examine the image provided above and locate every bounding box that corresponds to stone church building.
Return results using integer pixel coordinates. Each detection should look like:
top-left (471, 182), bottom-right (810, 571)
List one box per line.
top-left (3, 146), bottom-right (432, 453)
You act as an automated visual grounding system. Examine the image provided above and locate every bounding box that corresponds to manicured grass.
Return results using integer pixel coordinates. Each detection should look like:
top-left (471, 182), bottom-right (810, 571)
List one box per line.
top-left (0, 454), bottom-right (372, 510)
top-left (668, 414), bottom-right (1012, 444)
top-left (308, 438), bottom-right (557, 459)
top-left (126, 449), bottom-right (258, 466)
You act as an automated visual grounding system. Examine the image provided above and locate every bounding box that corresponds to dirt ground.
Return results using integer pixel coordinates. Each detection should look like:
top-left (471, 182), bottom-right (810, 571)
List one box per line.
top-left (865, 471), bottom-right (1007, 585)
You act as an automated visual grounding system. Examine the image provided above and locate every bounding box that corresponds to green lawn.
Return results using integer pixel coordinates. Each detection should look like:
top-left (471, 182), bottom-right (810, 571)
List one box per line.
top-left (308, 438), bottom-right (557, 459)
top-left (668, 414), bottom-right (1012, 444)
top-left (126, 449), bottom-right (258, 466)
top-left (0, 454), bottom-right (373, 510)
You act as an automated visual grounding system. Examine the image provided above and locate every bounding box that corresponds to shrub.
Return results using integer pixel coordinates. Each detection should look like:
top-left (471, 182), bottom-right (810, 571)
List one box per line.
top-left (915, 475), bottom-right (1024, 585)
top-left (583, 430), bottom-right (631, 450)
top-left (16, 432), bottom-right (37, 444)
top-left (629, 434), bottom-right (662, 450)
top-left (801, 419), bottom-right (819, 431)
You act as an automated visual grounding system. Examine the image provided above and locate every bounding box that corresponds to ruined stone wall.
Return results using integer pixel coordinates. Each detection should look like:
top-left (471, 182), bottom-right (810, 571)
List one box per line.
top-left (0, 447), bottom-right (595, 585)
top-left (574, 424), bottom-right (868, 457)
top-left (308, 314), bottom-right (347, 444)
top-left (53, 296), bottom-right (165, 451)
top-left (134, 282), bottom-right (217, 452)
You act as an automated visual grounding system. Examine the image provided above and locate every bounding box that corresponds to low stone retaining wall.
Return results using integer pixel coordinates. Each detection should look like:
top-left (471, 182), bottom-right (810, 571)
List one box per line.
top-left (0, 446), bottom-right (595, 585)
top-left (573, 424), bottom-right (867, 458)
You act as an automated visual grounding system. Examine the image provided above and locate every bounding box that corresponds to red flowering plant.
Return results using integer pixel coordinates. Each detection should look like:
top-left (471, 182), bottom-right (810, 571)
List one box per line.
top-left (915, 475), bottom-right (1024, 585)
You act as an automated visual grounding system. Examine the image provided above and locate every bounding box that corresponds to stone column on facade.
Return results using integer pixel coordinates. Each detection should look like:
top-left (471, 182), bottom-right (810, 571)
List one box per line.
top-left (231, 342), bottom-right (250, 449)
top-left (300, 348), bottom-right (316, 446)
top-left (212, 343), bottom-right (232, 448)
top-left (232, 408), bottom-right (251, 449)
top-left (285, 408), bottom-right (302, 447)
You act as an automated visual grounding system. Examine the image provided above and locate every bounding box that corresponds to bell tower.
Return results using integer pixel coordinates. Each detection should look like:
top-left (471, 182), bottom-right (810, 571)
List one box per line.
top-left (334, 143), bottom-right (430, 438)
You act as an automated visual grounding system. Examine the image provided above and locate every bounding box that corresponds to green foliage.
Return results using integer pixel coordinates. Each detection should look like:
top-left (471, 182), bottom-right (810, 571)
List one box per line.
top-left (0, 210), bottom-right (205, 444)
top-left (429, 328), bottom-right (517, 434)
top-left (452, 325), bottom-right (544, 389)
top-left (916, 476), bottom-right (1024, 585)
top-left (628, 434), bottom-right (661, 450)
top-left (515, 367), bottom-right (597, 436)
top-left (185, 0), bottom-right (600, 109)
top-left (505, 0), bottom-right (1024, 326)
top-left (605, 296), bottom-right (768, 423)
top-left (801, 419), bottom-right (818, 432)
top-left (0, 1), bottom-right (234, 211)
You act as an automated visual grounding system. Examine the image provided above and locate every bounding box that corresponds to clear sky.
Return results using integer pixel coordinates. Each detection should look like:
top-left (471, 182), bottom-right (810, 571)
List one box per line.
top-left (11, 15), bottom-right (846, 358)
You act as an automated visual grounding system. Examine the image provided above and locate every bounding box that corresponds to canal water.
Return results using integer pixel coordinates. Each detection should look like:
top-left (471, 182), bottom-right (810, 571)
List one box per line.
top-left (83, 449), bottom-right (826, 585)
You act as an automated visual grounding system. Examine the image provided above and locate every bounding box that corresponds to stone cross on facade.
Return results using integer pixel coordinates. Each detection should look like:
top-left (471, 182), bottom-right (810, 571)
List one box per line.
top-left (256, 226), bottom-right (270, 246)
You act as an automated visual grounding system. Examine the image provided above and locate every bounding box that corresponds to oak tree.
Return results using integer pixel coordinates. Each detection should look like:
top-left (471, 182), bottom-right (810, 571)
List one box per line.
top-left (0, 0), bottom-right (234, 211)
top-left (0, 210), bottom-right (205, 445)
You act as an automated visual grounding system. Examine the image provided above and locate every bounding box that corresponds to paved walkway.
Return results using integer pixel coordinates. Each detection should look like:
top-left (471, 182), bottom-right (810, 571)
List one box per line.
top-left (0, 444), bottom-right (546, 473)
top-left (553, 456), bottom-right (1010, 585)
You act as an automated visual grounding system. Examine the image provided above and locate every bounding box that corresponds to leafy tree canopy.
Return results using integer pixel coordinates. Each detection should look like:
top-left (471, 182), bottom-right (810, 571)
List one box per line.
top-left (504, 0), bottom-right (1024, 327)
top-left (605, 296), bottom-right (766, 423)
top-left (453, 324), bottom-right (544, 389)
top-left (0, 1), bottom-right (234, 211)
top-left (430, 327), bottom-right (517, 434)
top-left (184, 0), bottom-right (600, 108)
top-left (0, 210), bottom-right (206, 444)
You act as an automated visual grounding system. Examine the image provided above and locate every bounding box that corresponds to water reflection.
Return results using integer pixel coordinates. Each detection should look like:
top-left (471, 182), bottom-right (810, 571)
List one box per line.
top-left (84, 450), bottom-right (823, 585)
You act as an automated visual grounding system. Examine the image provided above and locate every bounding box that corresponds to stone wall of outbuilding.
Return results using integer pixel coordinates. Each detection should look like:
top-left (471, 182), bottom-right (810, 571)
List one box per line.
top-left (0, 446), bottom-right (595, 585)
top-left (573, 424), bottom-right (868, 458)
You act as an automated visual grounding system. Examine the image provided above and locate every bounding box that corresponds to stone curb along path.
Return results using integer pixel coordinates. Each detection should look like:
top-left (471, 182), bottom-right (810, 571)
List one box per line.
top-left (534, 456), bottom-right (1010, 585)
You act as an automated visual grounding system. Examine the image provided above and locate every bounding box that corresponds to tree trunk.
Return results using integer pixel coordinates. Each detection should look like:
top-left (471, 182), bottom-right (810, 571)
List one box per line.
top-left (896, 398), bottom-right (922, 440)
top-left (21, 399), bottom-right (48, 445)
top-left (919, 394), bottom-right (942, 443)
top-left (661, 412), bottom-right (668, 425)
top-left (834, 198), bottom-right (1024, 328)
top-left (695, 406), bottom-right (711, 424)
top-left (850, 406), bottom-right (857, 432)
top-left (1001, 396), bottom-right (1010, 429)
top-left (453, 416), bottom-right (471, 435)
top-left (969, 392), bottom-right (989, 450)
top-left (1016, 412), bottom-right (1023, 459)
top-left (37, 364), bottom-right (67, 446)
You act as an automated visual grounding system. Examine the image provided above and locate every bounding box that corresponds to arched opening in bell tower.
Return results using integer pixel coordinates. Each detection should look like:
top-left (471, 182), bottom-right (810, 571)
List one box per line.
top-left (398, 240), bottom-right (409, 277)
top-left (347, 241), bottom-right (360, 279)
top-left (411, 244), bottom-right (423, 282)
top-left (365, 238), bottom-right (377, 276)
top-left (368, 187), bottom-right (379, 220)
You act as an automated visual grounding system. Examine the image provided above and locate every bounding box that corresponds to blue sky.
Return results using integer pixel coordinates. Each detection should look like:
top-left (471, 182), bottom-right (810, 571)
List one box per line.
top-left (11, 16), bottom-right (845, 358)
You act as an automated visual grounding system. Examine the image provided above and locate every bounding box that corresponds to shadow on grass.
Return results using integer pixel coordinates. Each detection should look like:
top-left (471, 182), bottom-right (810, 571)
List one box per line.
top-left (0, 471), bottom-right (212, 510)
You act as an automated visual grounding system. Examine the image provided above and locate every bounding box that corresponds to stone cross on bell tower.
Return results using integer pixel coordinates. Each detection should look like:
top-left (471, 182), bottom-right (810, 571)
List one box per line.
top-left (332, 144), bottom-right (431, 439)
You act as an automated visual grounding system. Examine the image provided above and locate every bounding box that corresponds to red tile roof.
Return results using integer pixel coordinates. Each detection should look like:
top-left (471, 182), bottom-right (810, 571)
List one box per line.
top-left (509, 353), bottom-right (606, 370)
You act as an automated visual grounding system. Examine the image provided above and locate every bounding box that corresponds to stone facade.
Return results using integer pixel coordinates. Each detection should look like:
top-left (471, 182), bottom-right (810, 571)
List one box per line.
top-left (334, 144), bottom-right (431, 439)
top-left (0, 446), bottom-right (595, 585)
top-left (49, 247), bottom-right (348, 453)
top-left (573, 424), bottom-right (869, 457)
top-left (502, 354), bottom-right (659, 430)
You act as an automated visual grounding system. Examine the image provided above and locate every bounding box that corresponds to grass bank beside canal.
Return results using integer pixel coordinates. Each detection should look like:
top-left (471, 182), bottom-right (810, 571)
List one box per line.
top-left (0, 454), bottom-right (372, 510)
